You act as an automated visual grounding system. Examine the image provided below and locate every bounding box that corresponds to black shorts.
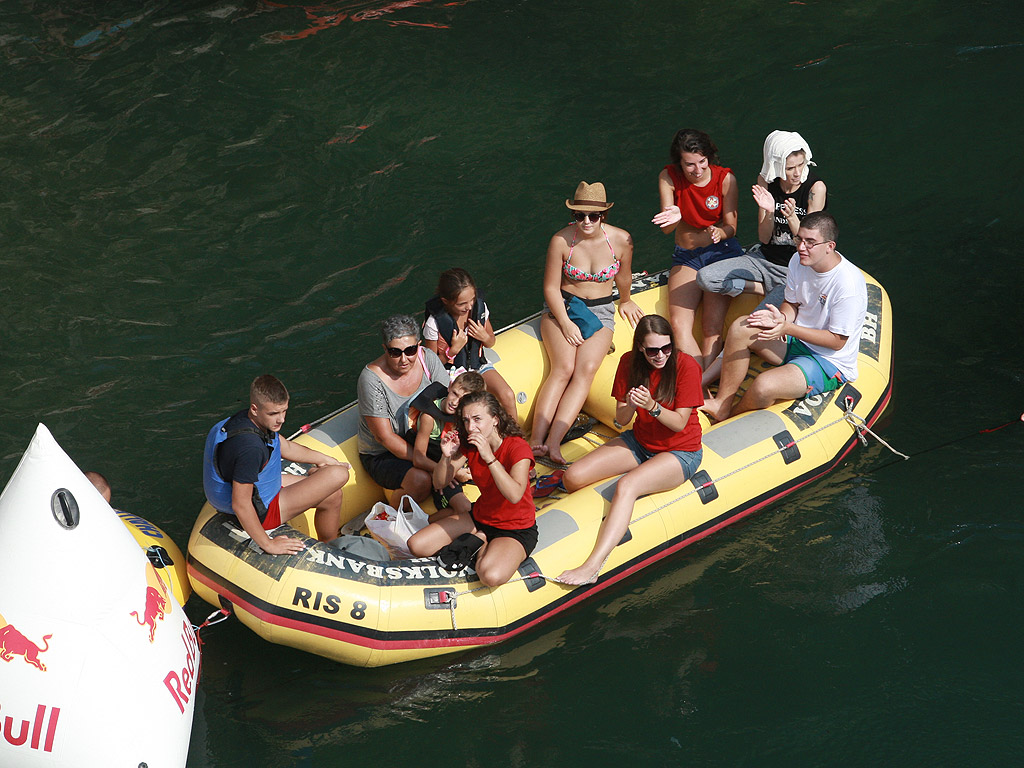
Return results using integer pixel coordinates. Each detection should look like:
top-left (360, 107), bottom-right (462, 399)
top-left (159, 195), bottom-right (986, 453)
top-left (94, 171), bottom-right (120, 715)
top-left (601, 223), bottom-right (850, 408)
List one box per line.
top-left (432, 481), bottom-right (467, 510)
top-left (359, 452), bottom-right (414, 490)
top-left (472, 516), bottom-right (539, 557)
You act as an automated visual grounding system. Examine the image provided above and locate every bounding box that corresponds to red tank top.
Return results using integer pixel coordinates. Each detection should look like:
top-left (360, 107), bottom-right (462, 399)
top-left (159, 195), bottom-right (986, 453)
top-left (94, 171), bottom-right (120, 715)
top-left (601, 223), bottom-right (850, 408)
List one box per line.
top-left (664, 163), bottom-right (731, 228)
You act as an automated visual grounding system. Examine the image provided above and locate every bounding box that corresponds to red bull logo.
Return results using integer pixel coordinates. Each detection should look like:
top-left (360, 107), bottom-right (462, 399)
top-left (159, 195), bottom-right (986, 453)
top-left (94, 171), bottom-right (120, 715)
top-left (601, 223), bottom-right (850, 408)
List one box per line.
top-left (130, 562), bottom-right (170, 642)
top-left (164, 619), bottom-right (199, 715)
top-left (0, 619), bottom-right (50, 672)
top-left (130, 586), bottom-right (168, 642)
top-left (0, 702), bottom-right (60, 752)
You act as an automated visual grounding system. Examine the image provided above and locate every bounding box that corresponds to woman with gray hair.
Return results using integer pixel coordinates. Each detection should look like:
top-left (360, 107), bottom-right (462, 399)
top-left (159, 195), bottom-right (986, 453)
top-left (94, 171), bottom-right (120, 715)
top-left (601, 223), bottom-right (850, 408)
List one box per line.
top-left (358, 314), bottom-right (449, 505)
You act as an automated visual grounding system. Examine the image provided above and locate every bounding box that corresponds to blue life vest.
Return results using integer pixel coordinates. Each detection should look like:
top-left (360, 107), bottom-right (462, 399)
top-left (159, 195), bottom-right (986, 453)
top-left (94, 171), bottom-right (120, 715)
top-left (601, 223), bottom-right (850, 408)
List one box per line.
top-left (203, 417), bottom-right (282, 515)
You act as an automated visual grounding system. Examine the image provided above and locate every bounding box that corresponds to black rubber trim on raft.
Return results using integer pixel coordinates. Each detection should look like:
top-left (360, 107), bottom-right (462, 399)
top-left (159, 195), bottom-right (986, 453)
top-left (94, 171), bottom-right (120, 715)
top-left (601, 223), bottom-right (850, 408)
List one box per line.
top-left (773, 430), bottom-right (800, 464)
top-left (690, 470), bottom-right (718, 504)
top-left (190, 371), bottom-right (895, 650)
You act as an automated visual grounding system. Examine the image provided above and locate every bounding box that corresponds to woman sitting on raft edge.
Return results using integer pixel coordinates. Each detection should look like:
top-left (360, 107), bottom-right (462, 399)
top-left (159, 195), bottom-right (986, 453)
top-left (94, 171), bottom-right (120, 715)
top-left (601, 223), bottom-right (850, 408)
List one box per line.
top-left (409, 391), bottom-right (537, 588)
top-left (652, 128), bottom-right (740, 370)
top-left (531, 181), bottom-right (645, 467)
top-left (558, 315), bottom-right (704, 586)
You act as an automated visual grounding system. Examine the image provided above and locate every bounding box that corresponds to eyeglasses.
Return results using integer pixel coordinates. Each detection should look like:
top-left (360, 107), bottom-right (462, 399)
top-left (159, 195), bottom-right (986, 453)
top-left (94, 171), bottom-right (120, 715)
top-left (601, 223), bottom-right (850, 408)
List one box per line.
top-left (386, 344), bottom-right (419, 359)
top-left (793, 236), bottom-right (833, 250)
top-left (642, 343), bottom-right (673, 358)
top-left (572, 211), bottom-right (604, 223)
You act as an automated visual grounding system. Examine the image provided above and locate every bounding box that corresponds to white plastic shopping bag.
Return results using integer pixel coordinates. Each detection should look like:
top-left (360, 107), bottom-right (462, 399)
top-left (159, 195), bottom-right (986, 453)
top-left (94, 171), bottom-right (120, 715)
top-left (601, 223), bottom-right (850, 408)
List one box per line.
top-left (365, 495), bottom-right (430, 559)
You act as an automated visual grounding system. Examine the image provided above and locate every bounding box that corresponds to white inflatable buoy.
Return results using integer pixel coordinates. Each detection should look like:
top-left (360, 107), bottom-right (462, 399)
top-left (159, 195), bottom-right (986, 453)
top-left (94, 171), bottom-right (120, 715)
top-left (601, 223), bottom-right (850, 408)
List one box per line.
top-left (0, 424), bottom-right (197, 767)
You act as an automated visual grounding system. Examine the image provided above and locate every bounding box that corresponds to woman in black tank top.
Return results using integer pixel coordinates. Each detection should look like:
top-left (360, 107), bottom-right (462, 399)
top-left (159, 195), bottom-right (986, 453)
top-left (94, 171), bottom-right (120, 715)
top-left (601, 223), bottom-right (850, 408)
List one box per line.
top-left (752, 133), bottom-right (828, 266)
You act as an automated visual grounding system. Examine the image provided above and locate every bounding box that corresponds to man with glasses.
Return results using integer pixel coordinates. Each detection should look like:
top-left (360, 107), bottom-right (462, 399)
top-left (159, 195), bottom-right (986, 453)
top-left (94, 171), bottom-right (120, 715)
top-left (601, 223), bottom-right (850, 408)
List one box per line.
top-left (700, 212), bottom-right (866, 422)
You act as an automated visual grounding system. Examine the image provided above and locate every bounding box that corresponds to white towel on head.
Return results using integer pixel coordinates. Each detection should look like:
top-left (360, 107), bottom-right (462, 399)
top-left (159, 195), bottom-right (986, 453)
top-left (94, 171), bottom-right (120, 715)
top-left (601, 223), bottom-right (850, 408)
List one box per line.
top-left (759, 130), bottom-right (815, 183)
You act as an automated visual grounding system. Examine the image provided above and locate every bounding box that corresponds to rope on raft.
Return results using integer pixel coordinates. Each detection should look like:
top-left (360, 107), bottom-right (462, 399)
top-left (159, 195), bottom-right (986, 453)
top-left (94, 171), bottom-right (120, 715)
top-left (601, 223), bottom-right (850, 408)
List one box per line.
top-left (439, 397), bottom-right (908, 630)
top-left (440, 572), bottom-right (565, 632)
top-left (192, 607), bottom-right (232, 638)
top-left (623, 396), bottom-right (907, 528)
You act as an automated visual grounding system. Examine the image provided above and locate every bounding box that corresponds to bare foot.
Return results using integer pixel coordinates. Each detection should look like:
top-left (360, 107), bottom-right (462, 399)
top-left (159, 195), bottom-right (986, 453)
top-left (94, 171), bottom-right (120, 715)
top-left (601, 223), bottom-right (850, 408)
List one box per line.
top-left (699, 396), bottom-right (733, 423)
top-left (531, 443), bottom-right (549, 458)
top-left (558, 564), bottom-right (600, 585)
top-left (547, 447), bottom-right (568, 466)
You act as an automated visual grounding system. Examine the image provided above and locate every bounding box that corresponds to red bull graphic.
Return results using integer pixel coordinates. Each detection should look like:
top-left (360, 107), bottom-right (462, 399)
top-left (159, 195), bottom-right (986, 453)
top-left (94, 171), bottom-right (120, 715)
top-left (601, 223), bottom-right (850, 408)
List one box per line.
top-left (0, 612), bottom-right (51, 672)
top-left (130, 562), bottom-right (170, 642)
top-left (164, 619), bottom-right (199, 715)
top-left (0, 702), bottom-right (60, 752)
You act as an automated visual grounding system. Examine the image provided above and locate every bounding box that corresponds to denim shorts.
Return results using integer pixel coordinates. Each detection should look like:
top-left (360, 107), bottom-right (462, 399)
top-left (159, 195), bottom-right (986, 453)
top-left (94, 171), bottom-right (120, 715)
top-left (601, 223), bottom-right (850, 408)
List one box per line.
top-left (618, 429), bottom-right (703, 480)
top-left (784, 337), bottom-right (844, 397)
top-left (671, 237), bottom-right (743, 270)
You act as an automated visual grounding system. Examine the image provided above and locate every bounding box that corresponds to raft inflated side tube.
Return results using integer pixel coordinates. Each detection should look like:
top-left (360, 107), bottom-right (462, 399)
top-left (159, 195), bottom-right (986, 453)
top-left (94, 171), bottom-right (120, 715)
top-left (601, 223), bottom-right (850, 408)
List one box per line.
top-left (0, 425), bottom-right (197, 767)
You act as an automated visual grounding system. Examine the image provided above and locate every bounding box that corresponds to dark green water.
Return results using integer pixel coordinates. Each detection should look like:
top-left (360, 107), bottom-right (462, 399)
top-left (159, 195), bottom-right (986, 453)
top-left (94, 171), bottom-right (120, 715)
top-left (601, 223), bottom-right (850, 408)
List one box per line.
top-left (2, 0), bottom-right (1023, 765)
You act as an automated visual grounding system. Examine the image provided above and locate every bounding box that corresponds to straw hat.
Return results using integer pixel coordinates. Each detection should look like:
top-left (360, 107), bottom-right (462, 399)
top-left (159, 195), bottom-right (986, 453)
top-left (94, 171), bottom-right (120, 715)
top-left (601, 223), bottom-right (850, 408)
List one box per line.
top-left (565, 181), bottom-right (614, 212)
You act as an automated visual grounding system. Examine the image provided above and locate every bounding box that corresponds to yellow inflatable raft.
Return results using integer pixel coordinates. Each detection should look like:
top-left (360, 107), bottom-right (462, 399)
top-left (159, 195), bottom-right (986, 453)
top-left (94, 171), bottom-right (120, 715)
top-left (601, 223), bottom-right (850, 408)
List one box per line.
top-left (187, 268), bottom-right (892, 667)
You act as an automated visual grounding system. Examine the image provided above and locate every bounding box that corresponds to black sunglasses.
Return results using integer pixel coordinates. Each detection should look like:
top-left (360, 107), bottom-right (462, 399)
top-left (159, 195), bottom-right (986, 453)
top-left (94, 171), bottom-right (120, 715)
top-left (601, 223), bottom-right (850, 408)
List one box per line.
top-left (642, 343), bottom-right (673, 358)
top-left (386, 344), bottom-right (419, 359)
top-left (572, 211), bottom-right (604, 222)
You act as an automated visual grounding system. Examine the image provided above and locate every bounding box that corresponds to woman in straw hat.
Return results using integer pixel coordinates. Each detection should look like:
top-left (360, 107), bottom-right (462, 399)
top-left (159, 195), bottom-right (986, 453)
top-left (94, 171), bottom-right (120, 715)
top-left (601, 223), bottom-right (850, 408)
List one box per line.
top-left (651, 129), bottom-right (741, 370)
top-left (531, 181), bottom-right (644, 466)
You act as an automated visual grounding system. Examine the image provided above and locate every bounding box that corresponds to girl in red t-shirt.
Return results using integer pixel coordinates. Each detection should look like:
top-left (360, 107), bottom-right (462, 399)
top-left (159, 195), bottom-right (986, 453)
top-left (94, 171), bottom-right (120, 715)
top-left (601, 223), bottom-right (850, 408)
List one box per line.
top-left (408, 392), bottom-right (537, 587)
top-left (558, 315), bottom-right (704, 585)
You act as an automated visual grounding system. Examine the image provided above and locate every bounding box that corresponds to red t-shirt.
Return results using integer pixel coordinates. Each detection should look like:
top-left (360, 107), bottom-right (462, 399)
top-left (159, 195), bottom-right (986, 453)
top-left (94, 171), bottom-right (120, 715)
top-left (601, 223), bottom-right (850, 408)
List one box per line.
top-left (664, 163), bottom-right (732, 229)
top-left (612, 352), bottom-right (703, 452)
top-left (464, 435), bottom-right (536, 529)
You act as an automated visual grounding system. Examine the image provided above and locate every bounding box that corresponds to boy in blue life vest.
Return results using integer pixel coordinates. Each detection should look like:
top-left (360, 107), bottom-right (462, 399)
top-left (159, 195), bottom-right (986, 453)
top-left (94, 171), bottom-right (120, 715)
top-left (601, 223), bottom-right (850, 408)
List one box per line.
top-left (203, 375), bottom-right (350, 555)
top-left (411, 370), bottom-right (485, 520)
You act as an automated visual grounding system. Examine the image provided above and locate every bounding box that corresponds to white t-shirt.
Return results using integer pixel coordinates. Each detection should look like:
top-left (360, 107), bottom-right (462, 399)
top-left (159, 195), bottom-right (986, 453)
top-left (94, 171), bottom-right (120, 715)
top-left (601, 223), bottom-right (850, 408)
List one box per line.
top-left (422, 303), bottom-right (490, 341)
top-left (784, 253), bottom-right (867, 381)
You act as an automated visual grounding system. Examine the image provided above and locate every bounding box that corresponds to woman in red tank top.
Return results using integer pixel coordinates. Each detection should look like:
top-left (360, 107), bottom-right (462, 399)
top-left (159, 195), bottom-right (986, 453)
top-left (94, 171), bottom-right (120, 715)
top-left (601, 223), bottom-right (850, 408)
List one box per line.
top-left (651, 129), bottom-right (741, 371)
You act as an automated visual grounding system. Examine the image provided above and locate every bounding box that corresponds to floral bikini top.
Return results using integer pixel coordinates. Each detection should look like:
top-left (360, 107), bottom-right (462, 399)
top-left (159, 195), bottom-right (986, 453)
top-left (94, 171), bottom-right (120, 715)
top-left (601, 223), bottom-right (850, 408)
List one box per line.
top-left (562, 226), bottom-right (620, 283)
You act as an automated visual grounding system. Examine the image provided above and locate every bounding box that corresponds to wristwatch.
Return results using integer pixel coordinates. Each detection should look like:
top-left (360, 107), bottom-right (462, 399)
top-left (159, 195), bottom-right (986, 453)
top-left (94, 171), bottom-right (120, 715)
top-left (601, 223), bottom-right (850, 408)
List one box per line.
top-left (648, 403), bottom-right (662, 418)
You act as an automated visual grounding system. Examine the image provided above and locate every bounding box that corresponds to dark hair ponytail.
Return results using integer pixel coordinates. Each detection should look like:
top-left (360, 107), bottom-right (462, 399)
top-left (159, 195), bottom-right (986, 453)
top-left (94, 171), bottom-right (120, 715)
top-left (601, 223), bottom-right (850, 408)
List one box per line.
top-left (437, 268), bottom-right (476, 303)
top-left (669, 128), bottom-right (719, 166)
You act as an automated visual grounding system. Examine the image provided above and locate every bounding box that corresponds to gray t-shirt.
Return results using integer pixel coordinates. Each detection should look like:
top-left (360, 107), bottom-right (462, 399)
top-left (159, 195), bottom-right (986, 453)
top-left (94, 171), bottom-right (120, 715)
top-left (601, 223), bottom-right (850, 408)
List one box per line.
top-left (357, 348), bottom-right (448, 456)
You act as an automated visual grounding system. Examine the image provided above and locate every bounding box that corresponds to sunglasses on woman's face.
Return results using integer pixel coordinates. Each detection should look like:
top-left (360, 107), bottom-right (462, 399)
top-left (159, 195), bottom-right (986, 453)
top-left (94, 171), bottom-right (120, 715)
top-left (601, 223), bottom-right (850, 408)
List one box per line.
top-left (386, 344), bottom-right (419, 359)
top-left (642, 343), bottom-right (673, 358)
top-left (572, 211), bottom-right (604, 222)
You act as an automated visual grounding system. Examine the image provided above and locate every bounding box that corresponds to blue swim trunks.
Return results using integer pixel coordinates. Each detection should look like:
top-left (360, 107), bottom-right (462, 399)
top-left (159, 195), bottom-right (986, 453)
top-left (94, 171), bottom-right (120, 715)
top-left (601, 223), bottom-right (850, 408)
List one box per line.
top-left (784, 337), bottom-right (844, 397)
top-left (671, 237), bottom-right (743, 270)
